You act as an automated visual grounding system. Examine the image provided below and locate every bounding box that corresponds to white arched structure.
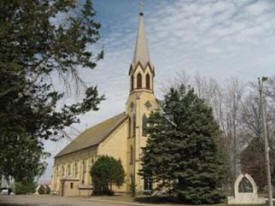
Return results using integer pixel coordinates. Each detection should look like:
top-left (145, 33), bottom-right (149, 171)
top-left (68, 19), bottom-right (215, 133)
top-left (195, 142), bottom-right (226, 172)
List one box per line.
top-left (234, 173), bottom-right (257, 197)
top-left (227, 173), bottom-right (266, 205)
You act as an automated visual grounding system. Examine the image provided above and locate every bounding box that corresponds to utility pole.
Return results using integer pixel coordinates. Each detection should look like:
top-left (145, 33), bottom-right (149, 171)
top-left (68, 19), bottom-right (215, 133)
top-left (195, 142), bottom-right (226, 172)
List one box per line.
top-left (258, 77), bottom-right (273, 206)
top-left (233, 92), bottom-right (237, 181)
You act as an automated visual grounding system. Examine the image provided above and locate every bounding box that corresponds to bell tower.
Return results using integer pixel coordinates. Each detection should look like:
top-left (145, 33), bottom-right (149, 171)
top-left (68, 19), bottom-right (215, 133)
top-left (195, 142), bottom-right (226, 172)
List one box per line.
top-left (126, 7), bottom-right (158, 192)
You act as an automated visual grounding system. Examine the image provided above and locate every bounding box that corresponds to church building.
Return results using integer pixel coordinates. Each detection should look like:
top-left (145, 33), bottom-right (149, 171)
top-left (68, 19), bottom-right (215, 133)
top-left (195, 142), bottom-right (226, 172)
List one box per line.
top-left (51, 10), bottom-right (158, 196)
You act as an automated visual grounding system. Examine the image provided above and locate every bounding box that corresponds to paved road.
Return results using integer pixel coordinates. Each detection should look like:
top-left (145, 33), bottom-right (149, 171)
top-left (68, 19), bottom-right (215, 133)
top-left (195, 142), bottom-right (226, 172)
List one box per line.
top-left (0, 195), bottom-right (134, 206)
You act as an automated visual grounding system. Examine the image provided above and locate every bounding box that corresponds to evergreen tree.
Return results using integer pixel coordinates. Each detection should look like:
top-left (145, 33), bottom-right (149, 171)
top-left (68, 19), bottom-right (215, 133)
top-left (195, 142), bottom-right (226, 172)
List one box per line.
top-left (140, 85), bottom-right (225, 204)
top-left (0, 0), bottom-right (104, 181)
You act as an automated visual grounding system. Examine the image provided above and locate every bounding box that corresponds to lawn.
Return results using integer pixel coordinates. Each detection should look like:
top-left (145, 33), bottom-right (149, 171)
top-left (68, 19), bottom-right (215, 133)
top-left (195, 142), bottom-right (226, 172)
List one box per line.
top-left (89, 194), bottom-right (268, 206)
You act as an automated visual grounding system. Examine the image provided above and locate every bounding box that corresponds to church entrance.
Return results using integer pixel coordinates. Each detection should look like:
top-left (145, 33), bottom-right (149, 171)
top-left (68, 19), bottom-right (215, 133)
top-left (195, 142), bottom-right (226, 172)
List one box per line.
top-left (60, 178), bottom-right (79, 197)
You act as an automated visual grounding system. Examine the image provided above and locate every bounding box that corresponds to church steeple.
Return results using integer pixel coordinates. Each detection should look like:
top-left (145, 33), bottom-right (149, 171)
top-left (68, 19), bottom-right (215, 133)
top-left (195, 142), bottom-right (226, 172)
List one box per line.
top-left (132, 12), bottom-right (150, 68)
top-left (126, 4), bottom-right (158, 192)
top-left (129, 8), bottom-right (154, 93)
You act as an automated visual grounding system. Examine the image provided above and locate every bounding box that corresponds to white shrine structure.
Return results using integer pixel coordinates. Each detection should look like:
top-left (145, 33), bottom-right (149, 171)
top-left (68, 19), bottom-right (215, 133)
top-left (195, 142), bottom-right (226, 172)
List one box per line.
top-left (227, 173), bottom-right (266, 205)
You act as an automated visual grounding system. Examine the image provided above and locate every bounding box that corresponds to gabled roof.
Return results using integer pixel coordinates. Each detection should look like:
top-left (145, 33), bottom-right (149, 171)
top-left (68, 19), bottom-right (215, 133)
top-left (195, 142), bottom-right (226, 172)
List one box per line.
top-left (55, 112), bottom-right (128, 158)
top-left (132, 12), bottom-right (151, 68)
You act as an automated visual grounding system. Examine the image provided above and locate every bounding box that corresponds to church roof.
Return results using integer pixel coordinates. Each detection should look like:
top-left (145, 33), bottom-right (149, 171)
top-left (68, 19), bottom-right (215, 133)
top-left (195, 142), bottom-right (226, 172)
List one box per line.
top-left (55, 112), bottom-right (128, 158)
top-left (132, 12), bottom-right (151, 68)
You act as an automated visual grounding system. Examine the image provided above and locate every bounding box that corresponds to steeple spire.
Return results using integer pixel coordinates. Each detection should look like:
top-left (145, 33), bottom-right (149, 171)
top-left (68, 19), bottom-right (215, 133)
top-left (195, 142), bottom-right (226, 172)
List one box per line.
top-left (132, 3), bottom-right (150, 68)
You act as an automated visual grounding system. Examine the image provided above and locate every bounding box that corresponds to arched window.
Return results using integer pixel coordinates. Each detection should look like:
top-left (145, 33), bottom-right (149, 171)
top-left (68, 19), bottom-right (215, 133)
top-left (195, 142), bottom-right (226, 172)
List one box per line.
top-left (92, 156), bottom-right (95, 164)
top-left (146, 73), bottom-right (150, 89)
top-left (133, 114), bottom-right (136, 137)
top-left (55, 166), bottom-right (59, 177)
top-left (74, 162), bottom-right (78, 177)
top-left (130, 146), bottom-right (134, 164)
top-left (142, 114), bottom-right (148, 136)
top-left (128, 117), bottom-right (131, 138)
top-left (82, 160), bottom-right (86, 184)
top-left (83, 160), bottom-right (86, 174)
top-left (67, 164), bottom-right (71, 176)
top-left (131, 75), bottom-right (134, 91)
top-left (137, 73), bottom-right (142, 89)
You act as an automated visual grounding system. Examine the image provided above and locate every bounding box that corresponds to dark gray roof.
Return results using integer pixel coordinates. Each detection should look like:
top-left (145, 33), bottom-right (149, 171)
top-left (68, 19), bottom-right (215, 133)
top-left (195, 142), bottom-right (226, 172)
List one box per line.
top-left (55, 112), bottom-right (128, 158)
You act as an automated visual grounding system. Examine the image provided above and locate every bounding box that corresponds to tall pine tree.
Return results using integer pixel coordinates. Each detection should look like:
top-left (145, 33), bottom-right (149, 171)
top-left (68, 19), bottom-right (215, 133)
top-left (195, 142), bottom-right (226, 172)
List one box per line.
top-left (140, 85), bottom-right (225, 204)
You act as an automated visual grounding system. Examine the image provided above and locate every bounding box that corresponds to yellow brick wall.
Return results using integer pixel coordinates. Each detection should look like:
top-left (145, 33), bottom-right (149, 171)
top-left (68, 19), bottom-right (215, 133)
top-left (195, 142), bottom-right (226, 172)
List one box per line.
top-left (51, 147), bottom-right (97, 196)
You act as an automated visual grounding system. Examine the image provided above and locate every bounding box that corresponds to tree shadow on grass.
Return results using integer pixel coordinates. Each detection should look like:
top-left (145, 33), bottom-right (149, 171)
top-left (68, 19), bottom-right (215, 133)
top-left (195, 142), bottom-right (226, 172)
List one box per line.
top-left (135, 196), bottom-right (180, 204)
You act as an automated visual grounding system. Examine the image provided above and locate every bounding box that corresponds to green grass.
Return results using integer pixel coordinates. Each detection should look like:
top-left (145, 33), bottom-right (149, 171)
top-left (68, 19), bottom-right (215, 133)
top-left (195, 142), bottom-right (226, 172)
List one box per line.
top-left (90, 194), bottom-right (135, 202)
top-left (90, 194), bottom-right (272, 206)
top-left (135, 196), bottom-right (225, 205)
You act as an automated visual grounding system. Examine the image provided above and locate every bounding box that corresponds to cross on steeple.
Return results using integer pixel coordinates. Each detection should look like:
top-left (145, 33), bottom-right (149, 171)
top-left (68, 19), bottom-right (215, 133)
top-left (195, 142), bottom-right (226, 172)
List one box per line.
top-left (139, 0), bottom-right (144, 15)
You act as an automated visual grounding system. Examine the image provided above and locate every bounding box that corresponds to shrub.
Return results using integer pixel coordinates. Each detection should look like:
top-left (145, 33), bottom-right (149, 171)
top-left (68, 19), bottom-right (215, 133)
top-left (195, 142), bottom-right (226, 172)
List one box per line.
top-left (37, 185), bottom-right (45, 194)
top-left (44, 185), bottom-right (51, 194)
top-left (15, 180), bottom-right (36, 194)
top-left (90, 155), bottom-right (125, 195)
top-left (36, 184), bottom-right (50, 194)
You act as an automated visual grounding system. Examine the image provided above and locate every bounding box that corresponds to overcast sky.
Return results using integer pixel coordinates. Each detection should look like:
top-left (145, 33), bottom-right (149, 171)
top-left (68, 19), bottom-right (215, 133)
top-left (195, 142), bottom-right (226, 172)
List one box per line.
top-left (41, 0), bottom-right (275, 181)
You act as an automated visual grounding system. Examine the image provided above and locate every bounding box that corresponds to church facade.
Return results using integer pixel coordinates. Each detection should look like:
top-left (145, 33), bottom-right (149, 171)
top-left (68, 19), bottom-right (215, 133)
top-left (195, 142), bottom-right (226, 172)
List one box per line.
top-left (51, 11), bottom-right (158, 196)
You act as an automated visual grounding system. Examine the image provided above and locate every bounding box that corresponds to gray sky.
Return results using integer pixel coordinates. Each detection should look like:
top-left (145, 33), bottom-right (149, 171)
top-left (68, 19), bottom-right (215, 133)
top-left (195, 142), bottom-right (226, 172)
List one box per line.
top-left (41, 0), bottom-right (275, 181)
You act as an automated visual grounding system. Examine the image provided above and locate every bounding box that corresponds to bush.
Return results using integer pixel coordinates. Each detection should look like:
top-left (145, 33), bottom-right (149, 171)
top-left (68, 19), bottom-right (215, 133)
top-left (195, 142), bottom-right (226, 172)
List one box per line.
top-left (37, 185), bottom-right (45, 194)
top-left (44, 185), bottom-right (51, 194)
top-left (36, 184), bottom-right (50, 194)
top-left (15, 180), bottom-right (36, 194)
top-left (90, 155), bottom-right (125, 195)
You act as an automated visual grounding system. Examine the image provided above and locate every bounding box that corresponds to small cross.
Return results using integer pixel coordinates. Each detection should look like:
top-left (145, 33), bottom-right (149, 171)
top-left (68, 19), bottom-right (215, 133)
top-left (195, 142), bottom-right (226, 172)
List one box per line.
top-left (139, 0), bottom-right (144, 14)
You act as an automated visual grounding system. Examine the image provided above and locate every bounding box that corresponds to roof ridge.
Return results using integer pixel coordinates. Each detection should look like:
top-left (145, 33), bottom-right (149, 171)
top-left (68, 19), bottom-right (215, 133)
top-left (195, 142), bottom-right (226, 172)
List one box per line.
top-left (55, 112), bottom-right (127, 158)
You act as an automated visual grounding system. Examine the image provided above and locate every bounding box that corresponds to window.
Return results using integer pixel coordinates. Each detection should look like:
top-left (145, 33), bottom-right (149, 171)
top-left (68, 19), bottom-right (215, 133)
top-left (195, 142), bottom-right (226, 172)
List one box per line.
top-left (130, 146), bottom-right (134, 165)
top-left (142, 114), bottom-right (147, 136)
top-left (133, 114), bottom-right (136, 137)
top-left (82, 160), bottom-right (86, 185)
top-left (144, 176), bottom-right (153, 191)
top-left (68, 164), bottom-right (71, 176)
top-left (146, 73), bottom-right (150, 89)
top-left (83, 160), bottom-right (86, 173)
top-left (128, 117), bottom-right (131, 138)
top-left (56, 166), bottom-right (59, 177)
top-left (137, 73), bottom-right (142, 89)
top-left (70, 183), bottom-right (74, 189)
top-left (75, 162), bottom-right (78, 177)
top-left (62, 166), bottom-right (65, 177)
top-left (131, 75), bottom-right (134, 91)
